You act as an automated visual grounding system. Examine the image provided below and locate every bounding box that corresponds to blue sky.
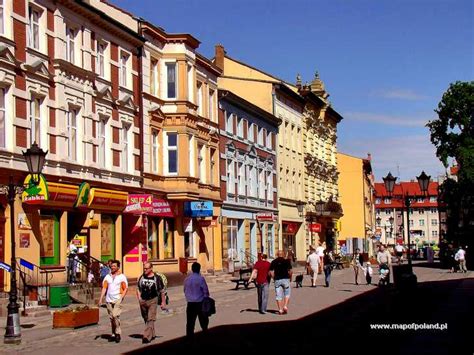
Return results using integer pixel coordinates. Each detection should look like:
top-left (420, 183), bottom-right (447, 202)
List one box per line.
top-left (113, 0), bottom-right (473, 181)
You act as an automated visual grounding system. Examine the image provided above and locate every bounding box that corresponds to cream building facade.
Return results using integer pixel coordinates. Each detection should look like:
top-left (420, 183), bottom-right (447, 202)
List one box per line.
top-left (337, 152), bottom-right (375, 254)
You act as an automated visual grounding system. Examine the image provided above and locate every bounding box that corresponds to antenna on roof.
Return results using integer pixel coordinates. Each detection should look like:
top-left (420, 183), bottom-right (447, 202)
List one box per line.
top-left (397, 163), bottom-right (400, 178)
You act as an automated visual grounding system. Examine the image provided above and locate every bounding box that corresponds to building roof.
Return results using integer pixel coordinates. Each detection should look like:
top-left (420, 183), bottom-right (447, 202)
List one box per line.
top-left (218, 89), bottom-right (282, 126)
top-left (374, 181), bottom-right (439, 208)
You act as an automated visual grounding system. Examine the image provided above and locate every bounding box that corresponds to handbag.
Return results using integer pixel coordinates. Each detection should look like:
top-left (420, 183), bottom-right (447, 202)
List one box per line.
top-left (201, 296), bottom-right (216, 317)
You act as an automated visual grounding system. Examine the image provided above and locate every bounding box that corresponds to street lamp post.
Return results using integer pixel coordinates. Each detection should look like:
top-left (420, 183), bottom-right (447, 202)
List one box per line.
top-left (2, 143), bottom-right (47, 345)
top-left (383, 171), bottom-right (431, 278)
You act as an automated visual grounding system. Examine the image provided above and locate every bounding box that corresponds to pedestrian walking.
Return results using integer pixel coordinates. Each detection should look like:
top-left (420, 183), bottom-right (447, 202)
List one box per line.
top-left (100, 260), bottom-right (112, 282)
top-left (364, 262), bottom-right (373, 285)
top-left (184, 262), bottom-right (210, 338)
top-left (67, 241), bottom-right (78, 284)
top-left (376, 245), bottom-right (392, 284)
top-left (269, 250), bottom-right (293, 315)
top-left (447, 244), bottom-right (456, 273)
top-left (455, 246), bottom-right (467, 273)
top-left (316, 243), bottom-right (325, 274)
top-left (323, 249), bottom-right (335, 287)
top-left (351, 248), bottom-right (364, 285)
top-left (286, 245), bottom-right (296, 267)
top-left (136, 262), bottom-right (166, 344)
top-left (98, 259), bottom-right (128, 343)
top-left (248, 253), bottom-right (271, 314)
top-left (306, 245), bottom-right (319, 287)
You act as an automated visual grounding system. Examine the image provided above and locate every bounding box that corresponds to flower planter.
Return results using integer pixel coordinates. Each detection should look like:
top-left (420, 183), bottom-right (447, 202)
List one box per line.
top-left (53, 307), bottom-right (99, 329)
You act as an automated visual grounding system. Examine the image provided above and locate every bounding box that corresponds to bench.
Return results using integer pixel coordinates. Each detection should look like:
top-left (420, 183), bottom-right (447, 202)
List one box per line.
top-left (230, 268), bottom-right (256, 289)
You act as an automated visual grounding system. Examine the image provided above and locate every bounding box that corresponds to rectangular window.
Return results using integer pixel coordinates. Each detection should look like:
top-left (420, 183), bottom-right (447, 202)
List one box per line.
top-left (0, 1), bottom-right (4, 35)
top-left (165, 132), bottom-right (178, 174)
top-left (431, 208), bottom-right (437, 213)
top-left (198, 144), bottom-right (205, 183)
top-left (189, 135), bottom-right (195, 177)
top-left (226, 219), bottom-right (238, 260)
top-left (208, 89), bottom-right (215, 120)
top-left (417, 197), bottom-right (424, 203)
top-left (187, 64), bottom-right (193, 102)
top-left (238, 162), bottom-right (245, 195)
top-left (122, 123), bottom-right (129, 172)
top-left (226, 112), bottom-right (234, 134)
top-left (227, 160), bottom-right (235, 194)
top-left (30, 98), bottom-right (41, 146)
top-left (67, 109), bottom-right (77, 160)
top-left (237, 117), bottom-right (243, 138)
top-left (267, 172), bottom-right (273, 201)
top-left (266, 131), bottom-right (272, 149)
top-left (431, 219), bottom-right (438, 226)
top-left (166, 63), bottom-right (176, 99)
top-left (432, 230), bottom-right (438, 237)
top-left (66, 26), bottom-right (75, 64)
top-left (150, 58), bottom-right (158, 96)
top-left (120, 53), bottom-right (128, 87)
top-left (28, 7), bottom-right (40, 50)
top-left (257, 127), bottom-right (263, 145)
top-left (163, 219), bottom-right (174, 259)
top-left (419, 209), bottom-right (425, 214)
top-left (96, 42), bottom-right (106, 77)
top-left (249, 166), bottom-right (257, 197)
top-left (210, 148), bottom-right (216, 185)
top-left (385, 210), bottom-right (391, 215)
top-left (384, 198), bottom-right (391, 204)
top-left (248, 123), bottom-right (254, 142)
top-left (151, 130), bottom-right (158, 173)
top-left (409, 220), bottom-right (413, 227)
top-left (197, 82), bottom-right (203, 116)
top-left (258, 169), bottom-right (265, 199)
top-left (99, 118), bottom-right (106, 167)
top-left (0, 88), bottom-right (5, 148)
top-left (419, 219), bottom-right (424, 226)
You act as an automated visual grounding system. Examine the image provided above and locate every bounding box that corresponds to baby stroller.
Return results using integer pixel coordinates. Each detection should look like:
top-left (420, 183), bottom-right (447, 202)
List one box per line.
top-left (378, 263), bottom-right (390, 287)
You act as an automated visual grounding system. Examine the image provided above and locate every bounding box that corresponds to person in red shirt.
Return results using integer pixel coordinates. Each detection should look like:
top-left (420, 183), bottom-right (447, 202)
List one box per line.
top-left (248, 254), bottom-right (271, 314)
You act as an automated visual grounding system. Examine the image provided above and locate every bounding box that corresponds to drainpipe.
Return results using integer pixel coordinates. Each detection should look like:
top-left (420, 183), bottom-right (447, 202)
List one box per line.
top-left (137, 18), bottom-right (144, 188)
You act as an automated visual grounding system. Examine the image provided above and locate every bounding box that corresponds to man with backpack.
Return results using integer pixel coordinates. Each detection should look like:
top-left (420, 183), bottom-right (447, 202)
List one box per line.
top-left (136, 262), bottom-right (166, 344)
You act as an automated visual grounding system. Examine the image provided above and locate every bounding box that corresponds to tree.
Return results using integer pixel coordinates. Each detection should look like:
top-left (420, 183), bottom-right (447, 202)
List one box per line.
top-left (427, 81), bottom-right (474, 261)
top-left (427, 81), bottom-right (474, 181)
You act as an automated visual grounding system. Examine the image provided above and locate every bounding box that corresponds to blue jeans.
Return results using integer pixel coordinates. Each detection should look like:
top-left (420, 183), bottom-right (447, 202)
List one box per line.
top-left (274, 279), bottom-right (291, 301)
top-left (324, 265), bottom-right (332, 286)
top-left (256, 283), bottom-right (269, 313)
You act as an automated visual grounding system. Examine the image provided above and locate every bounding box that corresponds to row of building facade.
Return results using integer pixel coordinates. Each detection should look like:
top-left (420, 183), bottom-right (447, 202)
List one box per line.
top-left (0, 1), bottom-right (444, 289)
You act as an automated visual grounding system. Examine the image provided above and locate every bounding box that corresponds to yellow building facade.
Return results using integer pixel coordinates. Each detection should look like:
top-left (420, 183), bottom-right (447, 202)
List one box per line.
top-left (337, 153), bottom-right (375, 254)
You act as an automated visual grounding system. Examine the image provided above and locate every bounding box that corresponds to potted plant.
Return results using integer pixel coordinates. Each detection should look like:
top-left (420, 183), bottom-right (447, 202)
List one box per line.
top-left (53, 305), bottom-right (99, 329)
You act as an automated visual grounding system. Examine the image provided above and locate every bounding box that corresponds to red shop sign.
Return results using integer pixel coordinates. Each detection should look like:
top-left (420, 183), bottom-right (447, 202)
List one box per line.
top-left (309, 223), bottom-right (322, 233)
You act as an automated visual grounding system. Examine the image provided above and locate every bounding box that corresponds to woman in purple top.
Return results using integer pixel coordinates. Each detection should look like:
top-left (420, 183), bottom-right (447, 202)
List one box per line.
top-left (183, 262), bottom-right (210, 337)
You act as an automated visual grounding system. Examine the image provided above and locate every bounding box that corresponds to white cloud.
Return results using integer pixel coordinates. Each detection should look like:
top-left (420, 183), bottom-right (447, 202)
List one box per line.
top-left (371, 89), bottom-right (429, 101)
top-left (344, 111), bottom-right (432, 127)
top-left (339, 134), bottom-right (446, 181)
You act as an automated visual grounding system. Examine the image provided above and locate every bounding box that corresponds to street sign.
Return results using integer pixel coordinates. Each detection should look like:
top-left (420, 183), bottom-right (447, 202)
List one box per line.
top-left (0, 261), bottom-right (11, 273)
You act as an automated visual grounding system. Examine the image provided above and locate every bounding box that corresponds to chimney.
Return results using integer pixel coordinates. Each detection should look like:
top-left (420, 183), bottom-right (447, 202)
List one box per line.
top-left (215, 44), bottom-right (226, 71)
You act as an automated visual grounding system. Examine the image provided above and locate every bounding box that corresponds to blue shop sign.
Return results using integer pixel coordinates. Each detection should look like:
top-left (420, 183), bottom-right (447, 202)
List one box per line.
top-left (184, 201), bottom-right (213, 217)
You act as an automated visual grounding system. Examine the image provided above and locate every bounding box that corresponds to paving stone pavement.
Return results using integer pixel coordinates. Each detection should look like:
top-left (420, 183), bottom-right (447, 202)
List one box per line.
top-left (0, 263), bottom-right (471, 355)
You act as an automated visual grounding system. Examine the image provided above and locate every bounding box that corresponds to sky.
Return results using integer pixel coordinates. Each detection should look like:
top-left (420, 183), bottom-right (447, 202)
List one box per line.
top-left (112, 0), bottom-right (473, 182)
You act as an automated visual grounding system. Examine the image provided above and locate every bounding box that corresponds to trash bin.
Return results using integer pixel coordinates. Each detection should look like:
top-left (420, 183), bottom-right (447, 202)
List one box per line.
top-left (179, 257), bottom-right (188, 274)
top-left (49, 285), bottom-right (71, 307)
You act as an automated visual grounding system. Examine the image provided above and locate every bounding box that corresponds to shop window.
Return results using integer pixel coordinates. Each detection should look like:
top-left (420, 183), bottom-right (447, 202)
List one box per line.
top-left (163, 219), bottom-right (174, 259)
top-left (101, 215), bottom-right (115, 261)
top-left (147, 218), bottom-right (159, 260)
top-left (184, 232), bottom-right (195, 258)
top-left (226, 219), bottom-right (238, 260)
top-left (39, 213), bottom-right (59, 266)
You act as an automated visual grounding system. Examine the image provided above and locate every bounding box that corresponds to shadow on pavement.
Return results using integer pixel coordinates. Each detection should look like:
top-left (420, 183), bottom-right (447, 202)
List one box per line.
top-left (126, 276), bottom-right (472, 355)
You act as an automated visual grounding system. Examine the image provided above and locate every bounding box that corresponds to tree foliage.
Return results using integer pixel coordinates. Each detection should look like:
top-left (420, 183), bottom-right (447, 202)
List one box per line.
top-left (427, 81), bottom-right (474, 182)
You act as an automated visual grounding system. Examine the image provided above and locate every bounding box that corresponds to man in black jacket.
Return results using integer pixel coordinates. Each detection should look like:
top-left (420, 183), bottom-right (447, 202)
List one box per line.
top-left (136, 262), bottom-right (166, 343)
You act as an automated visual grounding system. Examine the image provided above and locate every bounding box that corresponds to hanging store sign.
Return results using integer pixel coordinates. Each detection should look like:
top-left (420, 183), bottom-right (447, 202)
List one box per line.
top-left (125, 194), bottom-right (153, 214)
top-left (151, 199), bottom-right (174, 217)
top-left (88, 188), bottom-right (128, 211)
top-left (21, 174), bottom-right (48, 204)
top-left (309, 223), bottom-right (322, 233)
top-left (75, 182), bottom-right (91, 208)
top-left (184, 201), bottom-right (213, 218)
top-left (256, 212), bottom-right (275, 221)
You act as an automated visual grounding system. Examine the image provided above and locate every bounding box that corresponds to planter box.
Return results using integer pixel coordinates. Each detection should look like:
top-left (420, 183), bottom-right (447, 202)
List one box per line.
top-left (53, 308), bottom-right (99, 329)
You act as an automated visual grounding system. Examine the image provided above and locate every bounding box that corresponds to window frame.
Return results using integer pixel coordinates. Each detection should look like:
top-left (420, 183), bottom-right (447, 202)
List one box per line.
top-left (98, 117), bottom-right (107, 167)
top-left (96, 41), bottom-right (106, 78)
top-left (164, 132), bottom-right (178, 175)
top-left (0, 88), bottom-right (5, 148)
top-left (28, 6), bottom-right (40, 50)
top-left (166, 62), bottom-right (177, 99)
top-left (121, 122), bottom-right (130, 172)
top-left (67, 108), bottom-right (78, 161)
top-left (65, 25), bottom-right (76, 64)
top-left (120, 52), bottom-right (129, 87)
top-left (30, 97), bottom-right (41, 146)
